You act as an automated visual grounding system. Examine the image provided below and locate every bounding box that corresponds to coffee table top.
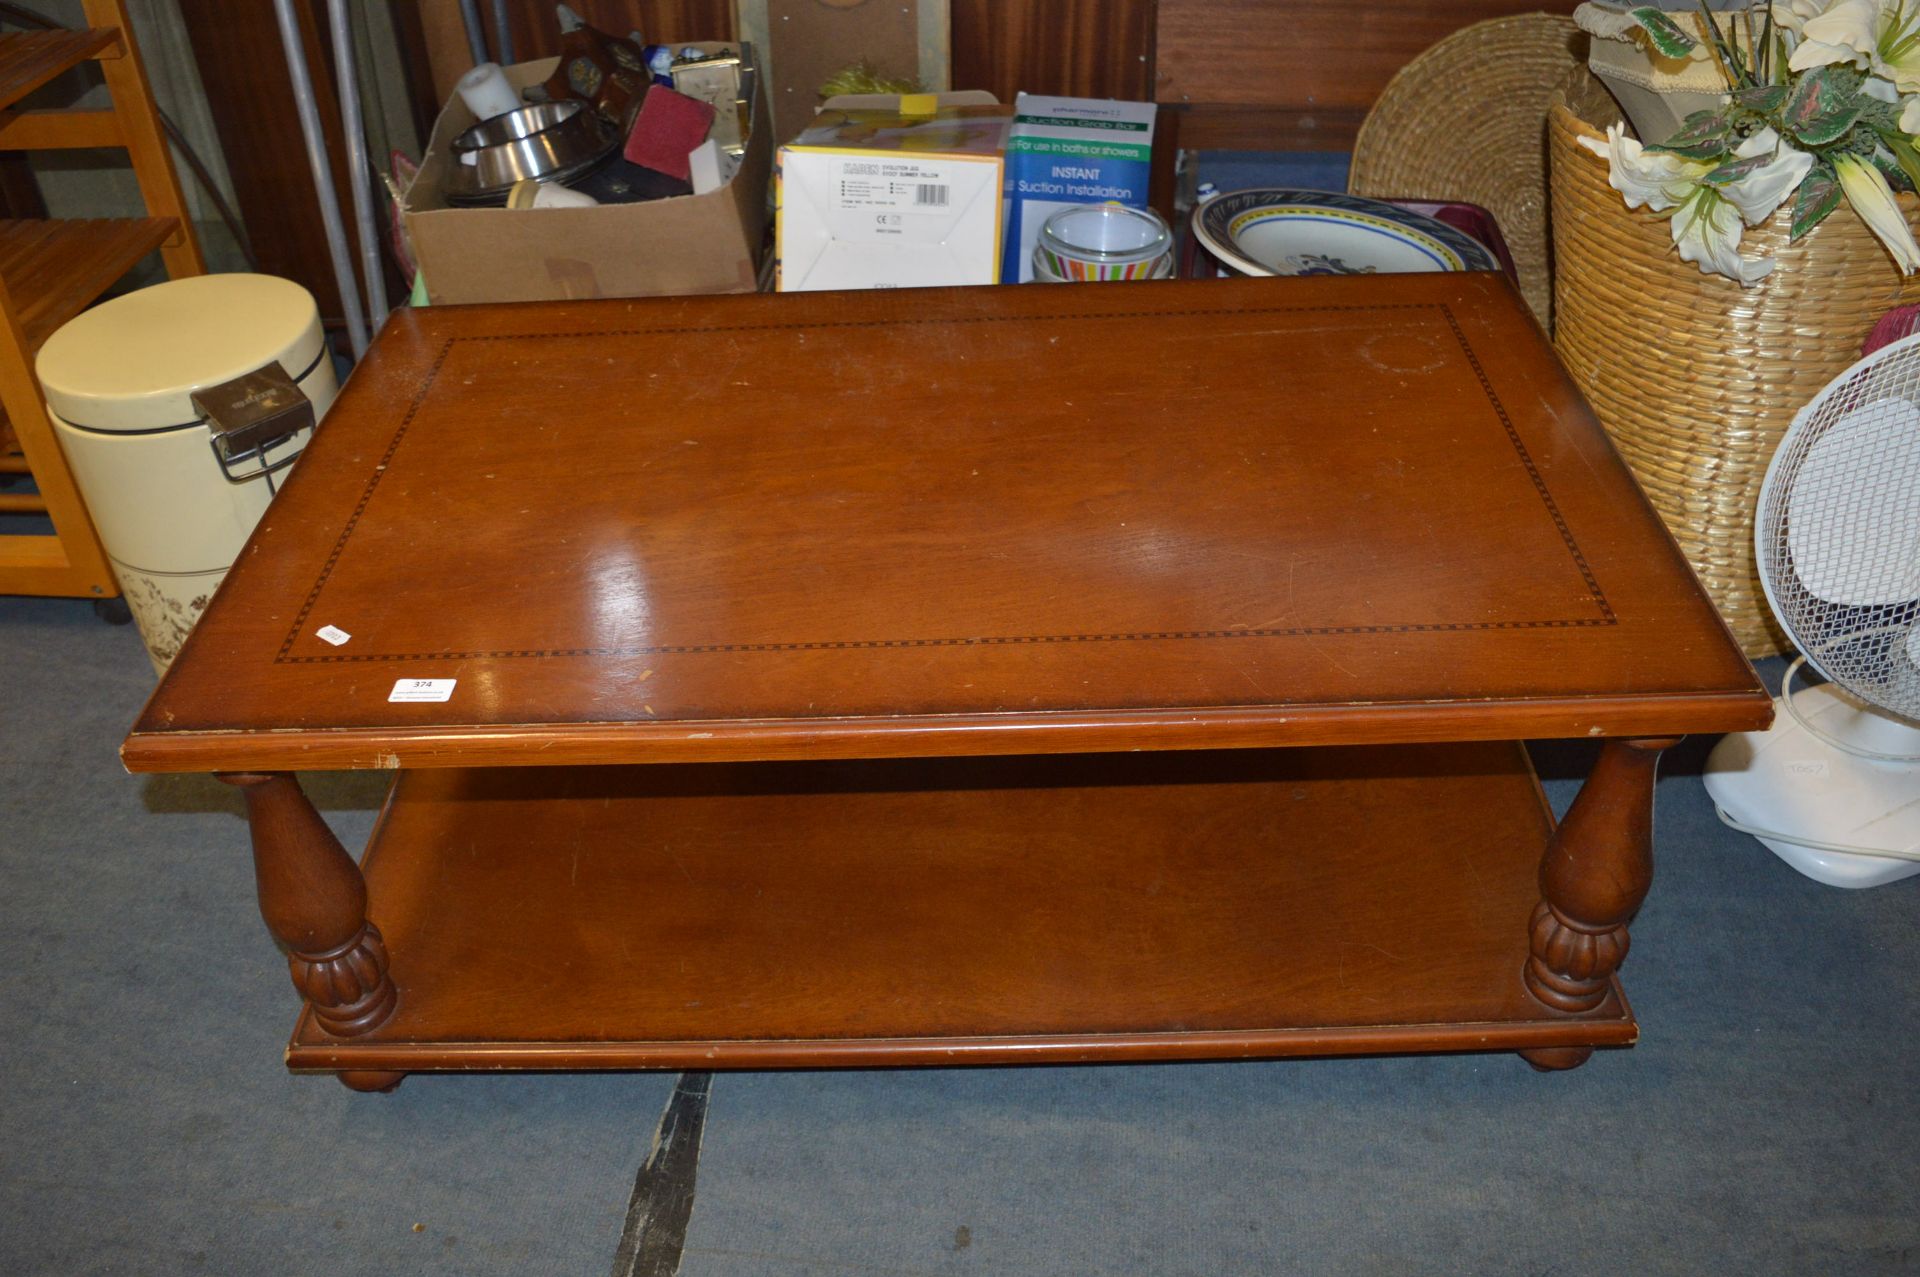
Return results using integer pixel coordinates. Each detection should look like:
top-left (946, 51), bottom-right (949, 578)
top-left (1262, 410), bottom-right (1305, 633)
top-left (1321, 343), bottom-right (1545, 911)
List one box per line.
top-left (123, 272), bottom-right (1769, 772)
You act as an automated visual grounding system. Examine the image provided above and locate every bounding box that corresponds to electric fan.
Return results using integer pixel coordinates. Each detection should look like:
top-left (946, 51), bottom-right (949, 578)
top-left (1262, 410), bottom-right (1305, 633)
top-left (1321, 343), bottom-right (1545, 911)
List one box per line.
top-left (1703, 333), bottom-right (1920, 888)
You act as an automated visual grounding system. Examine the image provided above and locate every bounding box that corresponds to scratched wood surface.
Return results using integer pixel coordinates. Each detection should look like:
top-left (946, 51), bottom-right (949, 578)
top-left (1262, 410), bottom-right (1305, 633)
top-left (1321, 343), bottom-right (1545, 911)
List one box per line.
top-left (123, 272), bottom-right (1768, 773)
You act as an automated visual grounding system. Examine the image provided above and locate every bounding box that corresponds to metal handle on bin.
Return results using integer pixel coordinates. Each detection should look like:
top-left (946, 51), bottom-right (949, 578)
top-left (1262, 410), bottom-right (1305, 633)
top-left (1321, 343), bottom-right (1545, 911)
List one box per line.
top-left (191, 361), bottom-right (316, 494)
top-left (208, 431), bottom-right (302, 491)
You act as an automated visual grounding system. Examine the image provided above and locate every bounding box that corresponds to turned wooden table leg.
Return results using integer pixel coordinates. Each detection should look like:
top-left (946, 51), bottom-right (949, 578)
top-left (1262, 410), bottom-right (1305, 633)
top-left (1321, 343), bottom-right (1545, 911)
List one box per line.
top-left (219, 772), bottom-right (398, 1043)
top-left (1519, 737), bottom-right (1679, 1072)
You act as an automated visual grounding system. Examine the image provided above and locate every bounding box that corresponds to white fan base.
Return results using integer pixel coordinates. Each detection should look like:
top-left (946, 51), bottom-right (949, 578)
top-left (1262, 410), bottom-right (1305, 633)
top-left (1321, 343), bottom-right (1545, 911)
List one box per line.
top-left (1703, 682), bottom-right (1920, 889)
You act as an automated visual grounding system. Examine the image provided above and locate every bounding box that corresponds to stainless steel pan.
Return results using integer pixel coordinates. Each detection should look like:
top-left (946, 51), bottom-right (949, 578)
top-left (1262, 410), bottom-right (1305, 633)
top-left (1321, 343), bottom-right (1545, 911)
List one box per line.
top-left (445, 100), bottom-right (619, 204)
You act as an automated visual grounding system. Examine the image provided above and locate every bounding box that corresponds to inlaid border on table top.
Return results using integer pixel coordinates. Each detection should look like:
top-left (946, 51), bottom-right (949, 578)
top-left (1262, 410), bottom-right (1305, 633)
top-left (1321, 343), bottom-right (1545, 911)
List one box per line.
top-left (275, 302), bottom-right (1616, 665)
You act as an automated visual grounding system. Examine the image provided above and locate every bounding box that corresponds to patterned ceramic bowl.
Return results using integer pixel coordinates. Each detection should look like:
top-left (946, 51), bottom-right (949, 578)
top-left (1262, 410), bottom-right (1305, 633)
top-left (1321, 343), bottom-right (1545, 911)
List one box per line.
top-left (1192, 188), bottom-right (1499, 277)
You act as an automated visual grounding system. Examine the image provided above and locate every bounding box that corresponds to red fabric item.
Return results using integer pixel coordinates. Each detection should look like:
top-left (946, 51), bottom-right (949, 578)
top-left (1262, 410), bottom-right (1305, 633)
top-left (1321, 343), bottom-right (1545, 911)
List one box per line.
top-left (622, 86), bottom-right (716, 181)
top-left (1862, 305), bottom-right (1920, 356)
top-left (1390, 200), bottom-right (1519, 285)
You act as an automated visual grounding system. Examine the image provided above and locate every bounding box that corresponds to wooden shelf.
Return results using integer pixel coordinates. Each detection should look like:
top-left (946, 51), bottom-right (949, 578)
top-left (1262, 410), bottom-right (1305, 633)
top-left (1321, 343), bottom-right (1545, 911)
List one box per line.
top-left (286, 742), bottom-right (1635, 1074)
top-left (0, 2), bottom-right (202, 603)
top-left (0, 28), bottom-right (118, 113)
top-left (0, 217), bottom-right (175, 351)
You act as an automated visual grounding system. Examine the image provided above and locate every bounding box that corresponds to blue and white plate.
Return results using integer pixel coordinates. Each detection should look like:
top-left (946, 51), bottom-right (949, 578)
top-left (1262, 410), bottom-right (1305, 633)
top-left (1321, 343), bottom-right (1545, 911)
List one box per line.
top-left (1193, 189), bottom-right (1498, 278)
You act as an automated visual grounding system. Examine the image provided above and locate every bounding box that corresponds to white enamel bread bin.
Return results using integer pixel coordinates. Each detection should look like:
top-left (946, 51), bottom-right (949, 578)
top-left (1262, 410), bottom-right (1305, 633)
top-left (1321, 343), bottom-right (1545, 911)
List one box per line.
top-left (36, 274), bottom-right (338, 672)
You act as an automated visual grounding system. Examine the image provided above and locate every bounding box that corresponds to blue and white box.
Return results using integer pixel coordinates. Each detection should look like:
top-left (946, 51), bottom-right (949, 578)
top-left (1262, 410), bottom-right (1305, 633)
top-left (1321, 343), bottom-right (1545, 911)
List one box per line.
top-left (1001, 93), bottom-right (1156, 283)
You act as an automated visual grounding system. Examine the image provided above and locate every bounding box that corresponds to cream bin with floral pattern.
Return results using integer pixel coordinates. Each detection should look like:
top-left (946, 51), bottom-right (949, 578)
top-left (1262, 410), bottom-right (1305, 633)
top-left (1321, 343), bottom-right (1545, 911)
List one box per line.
top-left (36, 274), bottom-right (337, 673)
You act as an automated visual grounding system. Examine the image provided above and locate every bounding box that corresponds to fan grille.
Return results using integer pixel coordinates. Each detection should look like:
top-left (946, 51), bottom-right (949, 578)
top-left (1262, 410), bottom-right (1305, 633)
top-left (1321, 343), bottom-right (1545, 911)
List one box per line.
top-left (1760, 339), bottom-right (1920, 721)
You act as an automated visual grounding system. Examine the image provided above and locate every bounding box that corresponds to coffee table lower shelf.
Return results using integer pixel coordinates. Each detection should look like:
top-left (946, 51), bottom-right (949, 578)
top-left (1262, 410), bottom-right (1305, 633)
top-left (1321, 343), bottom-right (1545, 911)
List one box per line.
top-left (286, 743), bottom-right (1636, 1074)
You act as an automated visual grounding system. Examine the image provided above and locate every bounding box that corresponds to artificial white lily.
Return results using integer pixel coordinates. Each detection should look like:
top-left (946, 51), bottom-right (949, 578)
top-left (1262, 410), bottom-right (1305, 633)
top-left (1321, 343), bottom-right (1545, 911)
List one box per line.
top-left (1581, 124), bottom-right (1811, 284)
top-left (1721, 128), bottom-right (1818, 223)
top-left (1835, 151), bottom-right (1920, 270)
top-left (1902, 93), bottom-right (1920, 129)
top-left (1863, 72), bottom-right (1902, 99)
top-left (1671, 188), bottom-right (1778, 284)
top-left (1774, 0), bottom-right (1829, 33)
top-left (1788, 0), bottom-right (1879, 70)
top-left (1773, 0), bottom-right (1823, 59)
top-left (1578, 124), bottom-right (1715, 211)
top-left (1788, 0), bottom-right (1920, 94)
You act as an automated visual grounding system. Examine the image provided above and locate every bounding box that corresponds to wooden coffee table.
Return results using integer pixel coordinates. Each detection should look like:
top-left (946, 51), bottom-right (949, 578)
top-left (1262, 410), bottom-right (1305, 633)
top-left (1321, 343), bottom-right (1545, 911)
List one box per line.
top-left (122, 272), bottom-right (1771, 1092)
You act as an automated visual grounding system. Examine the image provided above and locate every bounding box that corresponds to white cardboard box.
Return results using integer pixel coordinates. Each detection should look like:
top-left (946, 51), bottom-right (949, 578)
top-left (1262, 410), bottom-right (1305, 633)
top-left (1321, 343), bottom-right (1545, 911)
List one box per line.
top-left (775, 96), bottom-right (1010, 291)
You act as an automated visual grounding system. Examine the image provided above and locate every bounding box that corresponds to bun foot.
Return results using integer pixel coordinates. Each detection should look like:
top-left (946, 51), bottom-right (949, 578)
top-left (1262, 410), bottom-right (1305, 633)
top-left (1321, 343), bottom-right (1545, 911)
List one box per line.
top-left (338, 1069), bottom-right (406, 1093)
top-left (1520, 1045), bottom-right (1594, 1072)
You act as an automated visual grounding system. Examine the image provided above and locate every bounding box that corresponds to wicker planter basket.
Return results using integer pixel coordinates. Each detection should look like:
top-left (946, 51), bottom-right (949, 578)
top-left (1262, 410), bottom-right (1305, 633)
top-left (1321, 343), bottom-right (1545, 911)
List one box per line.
top-left (1349, 14), bottom-right (1584, 327)
top-left (1549, 98), bottom-right (1920, 656)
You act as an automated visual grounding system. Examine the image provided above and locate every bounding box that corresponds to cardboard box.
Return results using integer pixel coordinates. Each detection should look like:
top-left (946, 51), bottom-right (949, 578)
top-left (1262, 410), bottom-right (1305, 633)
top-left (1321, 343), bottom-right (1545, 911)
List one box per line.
top-left (775, 94), bottom-right (1011, 292)
top-left (1001, 94), bottom-right (1156, 283)
top-left (403, 52), bottom-right (770, 305)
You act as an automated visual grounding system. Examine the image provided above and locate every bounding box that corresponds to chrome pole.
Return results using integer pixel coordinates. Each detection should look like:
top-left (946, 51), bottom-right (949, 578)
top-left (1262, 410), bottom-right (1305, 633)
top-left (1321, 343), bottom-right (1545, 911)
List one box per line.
top-left (327, 0), bottom-right (389, 335)
top-left (271, 0), bottom-right (367, 358)
top-left (457, 0), bottom-right (489, 64)
top-left (490, 0), bottom-right (515, 63)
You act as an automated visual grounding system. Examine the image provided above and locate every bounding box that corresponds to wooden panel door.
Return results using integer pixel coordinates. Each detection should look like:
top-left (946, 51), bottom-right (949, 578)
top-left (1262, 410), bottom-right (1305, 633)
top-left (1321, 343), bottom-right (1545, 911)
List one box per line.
top-left (1155, 0), bottom-right (1584, 149)
top-left (949, 0), bottom-right (1152, 103)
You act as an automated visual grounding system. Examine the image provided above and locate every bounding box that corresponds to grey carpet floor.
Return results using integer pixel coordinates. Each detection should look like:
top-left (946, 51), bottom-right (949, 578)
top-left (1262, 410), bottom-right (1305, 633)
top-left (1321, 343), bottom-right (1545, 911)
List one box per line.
top-left (3, 593), bottom-right (1917, 1276)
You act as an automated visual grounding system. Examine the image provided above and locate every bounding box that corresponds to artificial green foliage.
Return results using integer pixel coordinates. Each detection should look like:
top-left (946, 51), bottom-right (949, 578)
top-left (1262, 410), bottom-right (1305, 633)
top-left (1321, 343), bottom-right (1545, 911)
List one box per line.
top-left (1629, 6), bottom-right (1701, 58)
top-left (1790, 164), bottom-right (1842, 239)
top-left (1584, 0), bottom-right (1920, 279)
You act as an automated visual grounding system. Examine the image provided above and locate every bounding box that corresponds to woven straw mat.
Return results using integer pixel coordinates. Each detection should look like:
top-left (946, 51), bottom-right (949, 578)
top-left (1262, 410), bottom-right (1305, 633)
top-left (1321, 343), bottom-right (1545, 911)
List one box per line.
top-left (1349, 14), bottom-right (1585, 326)
top-left (1550, 97), bottom-right (1920, 656)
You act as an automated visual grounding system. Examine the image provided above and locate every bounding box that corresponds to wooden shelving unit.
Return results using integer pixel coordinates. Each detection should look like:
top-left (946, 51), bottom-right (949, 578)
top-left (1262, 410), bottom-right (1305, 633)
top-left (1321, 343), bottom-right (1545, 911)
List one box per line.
top-left (0, 0), bottom-right (203, 599)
